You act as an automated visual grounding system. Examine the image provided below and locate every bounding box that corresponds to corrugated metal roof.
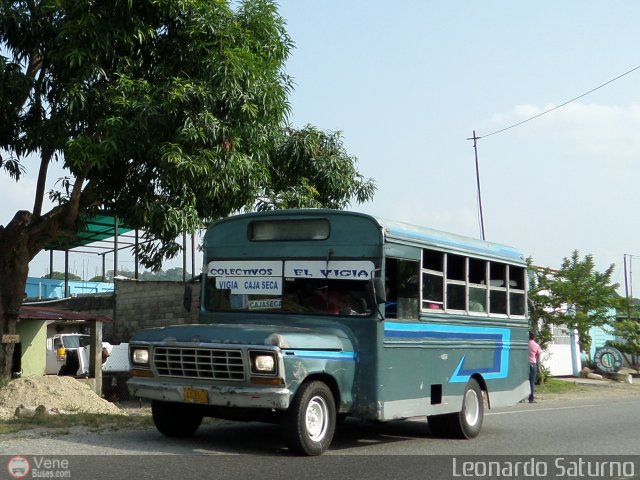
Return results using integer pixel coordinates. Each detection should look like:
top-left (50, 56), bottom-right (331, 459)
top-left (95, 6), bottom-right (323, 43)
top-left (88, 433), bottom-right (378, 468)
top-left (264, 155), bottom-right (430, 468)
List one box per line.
top-left (45, 214), bottom-right (132, 251)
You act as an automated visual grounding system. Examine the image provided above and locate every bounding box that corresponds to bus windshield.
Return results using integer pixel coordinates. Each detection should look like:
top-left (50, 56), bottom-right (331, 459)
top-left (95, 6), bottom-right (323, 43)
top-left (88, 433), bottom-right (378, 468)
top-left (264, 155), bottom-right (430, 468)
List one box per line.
top-left (205, 259), bottom-right (376, 316)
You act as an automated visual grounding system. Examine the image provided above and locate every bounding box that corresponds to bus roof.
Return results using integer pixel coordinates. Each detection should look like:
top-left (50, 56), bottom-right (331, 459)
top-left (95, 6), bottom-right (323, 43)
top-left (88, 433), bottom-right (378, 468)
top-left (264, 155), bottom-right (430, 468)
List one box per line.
top-left (209, 209), bottom-right (525, 263)
top-left (376, 217), bottom-right (525, 263)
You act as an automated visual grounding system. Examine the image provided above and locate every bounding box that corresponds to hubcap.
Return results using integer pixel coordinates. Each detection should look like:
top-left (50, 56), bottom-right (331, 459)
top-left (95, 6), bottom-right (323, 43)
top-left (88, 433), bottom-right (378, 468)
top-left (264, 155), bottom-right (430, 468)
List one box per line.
top-left (464, 389), bottom-right (480, 426)
top-left (305, 395), bottom-right (329, 441)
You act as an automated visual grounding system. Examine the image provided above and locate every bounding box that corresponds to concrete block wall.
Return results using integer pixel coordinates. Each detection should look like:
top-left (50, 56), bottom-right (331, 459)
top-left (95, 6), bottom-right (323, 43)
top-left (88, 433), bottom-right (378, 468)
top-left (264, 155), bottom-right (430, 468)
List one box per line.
top-left (108, 279), bottom-right (200, 343)
top-left (29, 280), bottom-right (201, 344)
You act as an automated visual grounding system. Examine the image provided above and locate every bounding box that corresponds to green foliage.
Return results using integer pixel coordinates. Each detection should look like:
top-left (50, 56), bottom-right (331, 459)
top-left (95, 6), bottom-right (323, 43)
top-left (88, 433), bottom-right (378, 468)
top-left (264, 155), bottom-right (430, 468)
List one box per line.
top-left (528, 251), bottom-right (619, 361)
top-left (256, 126), bottom-right (376, 210)
top-left (0, 0), bottom-right (375, 275)
top-left (612, 297), bottom-right (640, 357)
top-left (535, 378), bottom-right (581, 395)
top-left (0, 0), bottom-right (377, 379)
top-left (527, 258), bottom-right (554, 344)
top-left (41, 271), bottom-right (82, 281)
top-left (609, 317), bottom-right (640, 356)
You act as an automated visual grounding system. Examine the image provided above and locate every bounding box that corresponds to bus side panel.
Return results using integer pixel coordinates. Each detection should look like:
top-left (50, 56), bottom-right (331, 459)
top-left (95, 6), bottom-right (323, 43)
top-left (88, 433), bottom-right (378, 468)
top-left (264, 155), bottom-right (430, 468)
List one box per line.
top-left (378, 315), bottom-right (529, 421)
top-left (282, 354), bottom-right (358, 412)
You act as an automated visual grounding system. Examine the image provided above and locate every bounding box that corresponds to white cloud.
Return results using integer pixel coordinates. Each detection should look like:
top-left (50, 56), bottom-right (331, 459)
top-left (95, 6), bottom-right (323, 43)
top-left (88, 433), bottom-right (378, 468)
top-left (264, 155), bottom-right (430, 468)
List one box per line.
top-left (485, 102), bottom-right (640, 164)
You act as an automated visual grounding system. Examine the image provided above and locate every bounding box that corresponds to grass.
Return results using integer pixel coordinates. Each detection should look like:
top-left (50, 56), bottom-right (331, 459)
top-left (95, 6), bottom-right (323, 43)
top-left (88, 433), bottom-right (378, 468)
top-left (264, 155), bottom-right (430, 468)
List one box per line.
top-left (0, 410), bottom-right (153, 435)
top-left (536, 378), bottom-right (583, 395)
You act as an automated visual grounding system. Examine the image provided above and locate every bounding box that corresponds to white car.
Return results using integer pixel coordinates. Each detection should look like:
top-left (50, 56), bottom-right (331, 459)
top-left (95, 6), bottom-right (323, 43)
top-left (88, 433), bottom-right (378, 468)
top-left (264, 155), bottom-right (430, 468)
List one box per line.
top-left (46, 334), bottom-right (129, 376)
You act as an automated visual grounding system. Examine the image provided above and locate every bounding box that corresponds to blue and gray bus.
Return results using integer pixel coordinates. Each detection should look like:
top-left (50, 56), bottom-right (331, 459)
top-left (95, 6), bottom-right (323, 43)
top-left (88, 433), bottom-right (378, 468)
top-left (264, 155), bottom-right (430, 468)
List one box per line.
top-left (128, 209), bottom-right (529, 455)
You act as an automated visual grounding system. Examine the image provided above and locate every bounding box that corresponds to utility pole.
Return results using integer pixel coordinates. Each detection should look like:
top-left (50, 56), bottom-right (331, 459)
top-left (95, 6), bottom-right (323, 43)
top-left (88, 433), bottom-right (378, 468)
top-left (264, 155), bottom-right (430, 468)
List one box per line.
top-left (631, 256), bottom-right (634, 301)
top-left (624, 254), bottom-right (629, 299)
top-left (467, 130), bottom-right (486, 240)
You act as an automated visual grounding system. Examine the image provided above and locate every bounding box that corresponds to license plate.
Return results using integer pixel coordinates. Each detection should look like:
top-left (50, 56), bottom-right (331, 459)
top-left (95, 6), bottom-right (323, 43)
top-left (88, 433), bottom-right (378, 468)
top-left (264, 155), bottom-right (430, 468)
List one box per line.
top-left (183, 387), bottom-right (209, 404)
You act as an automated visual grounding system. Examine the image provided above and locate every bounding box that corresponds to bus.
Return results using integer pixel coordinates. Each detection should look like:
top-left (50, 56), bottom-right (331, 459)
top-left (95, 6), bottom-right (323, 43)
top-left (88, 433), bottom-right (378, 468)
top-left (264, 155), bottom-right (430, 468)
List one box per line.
top-left (128, 209), bottom-right (530, 455)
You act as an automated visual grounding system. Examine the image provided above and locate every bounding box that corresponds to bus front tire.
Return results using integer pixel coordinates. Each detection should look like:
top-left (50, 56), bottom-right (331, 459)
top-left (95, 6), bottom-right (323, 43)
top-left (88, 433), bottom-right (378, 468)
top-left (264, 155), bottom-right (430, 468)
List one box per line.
top-left (152, 400), bottom-right (203, 438)
top-left (282, 381), bottom-right (336, 456)
top-left (428, 378), bottom-right (483, 439)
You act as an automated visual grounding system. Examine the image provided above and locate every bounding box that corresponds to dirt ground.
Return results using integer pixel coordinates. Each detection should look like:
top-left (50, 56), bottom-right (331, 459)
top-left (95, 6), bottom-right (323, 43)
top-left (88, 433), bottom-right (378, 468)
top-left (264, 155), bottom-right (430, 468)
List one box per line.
top-left (535, 375), bottom-right (640, 402)
top-left (0, 376), bottom-right (123, 420)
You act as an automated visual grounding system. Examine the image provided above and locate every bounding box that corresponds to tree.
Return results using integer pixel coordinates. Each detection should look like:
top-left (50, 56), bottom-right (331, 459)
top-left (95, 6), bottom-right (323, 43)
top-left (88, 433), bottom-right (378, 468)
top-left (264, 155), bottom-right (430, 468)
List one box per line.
top-left (542, 251), bottom-right (619, 362)
top-left (0, 0), bottom-right (375, 375)
top-left (608, 298), bottom-right (640, 372)
top-left (526, 260), bottom-right (554, 343)
top-left (256, 126), bottom-right (377, 210)
top-left (43, 271), bottom-right (81, 281)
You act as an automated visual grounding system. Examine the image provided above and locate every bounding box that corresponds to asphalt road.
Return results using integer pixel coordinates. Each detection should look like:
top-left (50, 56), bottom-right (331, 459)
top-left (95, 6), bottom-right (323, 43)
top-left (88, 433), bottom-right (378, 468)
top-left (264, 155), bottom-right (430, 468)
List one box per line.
top-left (1, 393), bottom-right (639, 479)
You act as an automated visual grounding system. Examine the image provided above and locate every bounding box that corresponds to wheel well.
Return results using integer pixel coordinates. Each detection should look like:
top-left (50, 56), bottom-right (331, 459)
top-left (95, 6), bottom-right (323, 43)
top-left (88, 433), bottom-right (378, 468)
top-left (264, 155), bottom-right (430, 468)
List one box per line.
top-left (470, 373), bottom-right (490, 408)
top-left (298, 373), bottom-right (341, 408)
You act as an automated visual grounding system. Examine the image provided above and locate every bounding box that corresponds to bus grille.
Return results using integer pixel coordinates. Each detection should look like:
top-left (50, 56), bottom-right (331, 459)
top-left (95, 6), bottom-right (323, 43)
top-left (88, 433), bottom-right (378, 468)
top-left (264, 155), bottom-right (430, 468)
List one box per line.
top-left (153, 347), bottom-right (245, 380)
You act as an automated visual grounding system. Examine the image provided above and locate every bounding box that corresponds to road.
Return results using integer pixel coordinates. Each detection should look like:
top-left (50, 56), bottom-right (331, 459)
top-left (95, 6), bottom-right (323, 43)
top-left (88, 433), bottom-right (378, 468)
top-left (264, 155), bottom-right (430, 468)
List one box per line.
top-left (1, 393), bottom-right (639, 479)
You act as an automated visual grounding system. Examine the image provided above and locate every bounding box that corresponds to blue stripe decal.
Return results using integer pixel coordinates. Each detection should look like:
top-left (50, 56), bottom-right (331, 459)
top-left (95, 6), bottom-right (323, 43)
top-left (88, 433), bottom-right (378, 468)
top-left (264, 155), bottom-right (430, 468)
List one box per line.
top-left (283, 350), bottom-right (357, 361)
top-left (384, 322), bottom-right (511, 383)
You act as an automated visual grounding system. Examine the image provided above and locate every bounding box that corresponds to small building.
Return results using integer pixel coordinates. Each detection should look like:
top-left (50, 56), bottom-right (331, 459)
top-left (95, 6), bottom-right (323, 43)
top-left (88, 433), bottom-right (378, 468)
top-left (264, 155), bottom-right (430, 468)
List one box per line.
top-left (16, 305), bottom-right (111, 378)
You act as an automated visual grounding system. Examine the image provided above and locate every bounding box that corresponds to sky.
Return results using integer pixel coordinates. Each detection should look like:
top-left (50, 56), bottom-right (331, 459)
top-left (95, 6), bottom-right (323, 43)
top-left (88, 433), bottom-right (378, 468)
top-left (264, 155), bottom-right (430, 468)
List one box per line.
top-left (3, 1), bottom-right (640, 293)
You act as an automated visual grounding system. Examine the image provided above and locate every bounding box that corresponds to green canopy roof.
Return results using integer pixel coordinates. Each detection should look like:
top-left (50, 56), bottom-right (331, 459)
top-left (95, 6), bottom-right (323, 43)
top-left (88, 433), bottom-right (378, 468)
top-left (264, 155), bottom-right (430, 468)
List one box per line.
top-left (46, 214), bottom-right (133, 251)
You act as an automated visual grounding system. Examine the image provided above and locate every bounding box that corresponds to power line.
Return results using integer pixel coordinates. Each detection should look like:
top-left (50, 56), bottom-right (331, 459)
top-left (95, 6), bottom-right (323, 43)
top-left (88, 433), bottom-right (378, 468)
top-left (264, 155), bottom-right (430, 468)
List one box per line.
top-left (477, 63), bottom-right (640, 139)
top-left (467, 63), bottom-right (640, 240)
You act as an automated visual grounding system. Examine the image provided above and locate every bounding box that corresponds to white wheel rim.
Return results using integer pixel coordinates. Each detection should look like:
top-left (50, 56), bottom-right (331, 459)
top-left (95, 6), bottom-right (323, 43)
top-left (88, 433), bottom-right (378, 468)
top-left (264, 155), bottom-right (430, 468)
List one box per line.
top-left (305, 395), bottom-right (329, 442)
top-left (464, 389), bottom-right (480, 426)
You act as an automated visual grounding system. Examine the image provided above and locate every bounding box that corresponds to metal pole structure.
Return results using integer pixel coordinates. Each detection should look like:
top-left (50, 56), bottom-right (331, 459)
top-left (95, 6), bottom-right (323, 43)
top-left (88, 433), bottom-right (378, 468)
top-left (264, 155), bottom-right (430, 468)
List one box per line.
top-left (113, 216), bottom-right (119, 279)
top-left (468, 130), bottom-right (486, 240)
top-left (134, 229), bottom-right (139, 280)
top-left (49, 250), bottom-right (54, 278)
top-left (183, 233), bottom-right (187, 283)
top-left (631, 256), bottom-right (634, 302)
top-left (64, 250), bottom-right (69, 297)
top-left (624, 254), bottom-right (629, 299)
top-left (624, 254), bottom-right (631, 320)
top-left (101, 253), bottom-right (106, 282)
top-left (191, 233), bottom-right (196, 280)
top-left (569, 326), bottom-right (580, 376)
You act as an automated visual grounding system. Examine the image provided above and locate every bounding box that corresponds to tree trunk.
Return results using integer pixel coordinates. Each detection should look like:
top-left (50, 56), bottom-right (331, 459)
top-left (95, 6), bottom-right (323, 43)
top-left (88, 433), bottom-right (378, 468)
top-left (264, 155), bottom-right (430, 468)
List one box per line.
top-left (0, 211), bottom-right (33, 377)
top-left (0, 204), bottom-right (84, 377)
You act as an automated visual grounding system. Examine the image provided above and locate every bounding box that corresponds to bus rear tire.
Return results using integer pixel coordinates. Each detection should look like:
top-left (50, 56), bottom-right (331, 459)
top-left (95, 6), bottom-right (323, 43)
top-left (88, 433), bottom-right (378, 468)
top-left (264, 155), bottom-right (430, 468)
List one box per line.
top-left (152, 400), bottom-right (203, 438)
top-left (428, 378), bottom-right (483, 439)
top-left (282, 381), bottom-right (336, 456)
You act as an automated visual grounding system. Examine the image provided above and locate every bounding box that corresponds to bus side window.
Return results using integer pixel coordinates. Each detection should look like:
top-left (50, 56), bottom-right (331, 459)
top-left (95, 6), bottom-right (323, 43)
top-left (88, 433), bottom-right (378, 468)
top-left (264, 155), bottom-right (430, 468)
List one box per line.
top-left (397, 259), bottom-right (420, 319)
top-left (508, 265), bottom-right (526, 316)
top-left (489, 262), bottom-right (507, 314)
top-left (385, 257), bottom-right (420, 319)
top-left (422, 249), bottom-right (444, 310)
top-left (469, 258), bottom-right (488, 312)
top-left (384, 258), bottom-right (399, 318)
top-left (446, 254), bottom-right (466, 310)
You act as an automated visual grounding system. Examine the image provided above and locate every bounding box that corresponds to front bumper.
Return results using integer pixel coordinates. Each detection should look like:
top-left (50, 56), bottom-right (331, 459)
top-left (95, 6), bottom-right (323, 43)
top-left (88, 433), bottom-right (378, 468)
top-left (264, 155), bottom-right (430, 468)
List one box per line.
top-left (127, 377), bottom-right (292, 410)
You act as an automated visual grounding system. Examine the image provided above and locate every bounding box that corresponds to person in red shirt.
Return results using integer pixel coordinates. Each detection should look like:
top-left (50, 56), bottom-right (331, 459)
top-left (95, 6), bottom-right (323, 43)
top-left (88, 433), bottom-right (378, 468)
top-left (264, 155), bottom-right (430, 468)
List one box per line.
top-left (528, 331), bottom-right (542, 403)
